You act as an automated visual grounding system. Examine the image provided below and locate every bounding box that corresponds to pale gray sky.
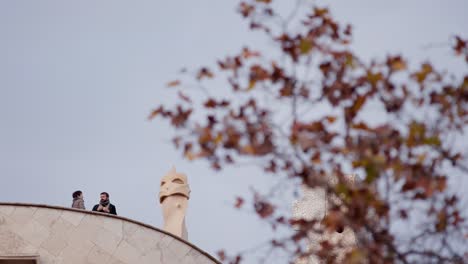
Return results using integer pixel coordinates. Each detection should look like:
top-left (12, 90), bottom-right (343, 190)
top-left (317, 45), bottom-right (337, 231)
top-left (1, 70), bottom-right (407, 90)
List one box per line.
top-left (1, 1), bottom-right (467, 263)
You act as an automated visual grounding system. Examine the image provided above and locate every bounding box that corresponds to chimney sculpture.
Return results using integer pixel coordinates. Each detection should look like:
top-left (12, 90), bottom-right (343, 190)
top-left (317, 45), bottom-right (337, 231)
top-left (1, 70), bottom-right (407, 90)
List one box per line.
top-left (159, 167), bottom-right (191, 240)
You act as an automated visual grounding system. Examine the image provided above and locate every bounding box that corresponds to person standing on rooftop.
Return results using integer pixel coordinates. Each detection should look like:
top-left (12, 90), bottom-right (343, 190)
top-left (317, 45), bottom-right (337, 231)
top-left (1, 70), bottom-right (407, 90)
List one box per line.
top-left (92, 192), bottom-right (117, 215)
top-left (71, 190), bottom-right (85, 210)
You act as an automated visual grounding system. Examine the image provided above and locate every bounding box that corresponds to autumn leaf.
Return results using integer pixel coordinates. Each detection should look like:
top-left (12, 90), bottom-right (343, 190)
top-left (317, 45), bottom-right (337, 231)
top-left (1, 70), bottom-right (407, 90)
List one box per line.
top-left (170, 107), bottom-right (192, 127)
top-left (166, 80), bottom-right (181, 87)
top-left (434, 176), bottom-right (447, 192)
top-left (364, 162), bottom-right (379, 183)
top-left (436, 211), bottom-right (448, 232)
top-left (423, 136), bottom-right (441, 146)
top-left (148, 107), bottom-right (163, 120)
top-left (367, 71), bottom-right (383, 86)
top-left (279, 83), bottom-right (293, 96)
top-left (311, 152), bottom-right (321, 164)
top-left (234, 197), bottom-right (244, 209)
top-left (351, 122), bottom-right (370, 130)
top-left (185, 151), bottom-right (197, 161)
top-left (177, 91), bottom-right (191, 103)
top-left (254, 200), bottom-right (275, 218)
top-left (389, 56), bottom-right (407, 72)
top-left (453, 36), bottom-right (468, 62)
top-left (352, 96), bottom-right (366, 113)
top-left (345, 53), bottom-right (356, 68)
top-left (325, 116), bottom-right (337, 123)
top-left (314, 7), bottom-right (329, 16)
top-left (241, 47), bottom-right (261, 58)
top-left (417, 153), bottom-right (427, 163)
top-left (197, 67), bottom-right (214, 80)
top-left (413, 63), bottom-right (433, 83)
top-left (217, 250), bottom-right (226, 261)
top-left (402, 180), bottom-right (416, 192)
top-left (250, 65), bottom-right (269, 81)
top-left (407, 121), bottom-right (426, 146)
top-left (247, 80), bottom-right (256, 90)
top-left (214, 133), bottom-right (223, 145)
top-left (299, 38), bottom-right (313, 54)
top-left (239, 2), bottom-right (254, 17)
top-left (204, 98), bottom-right (217, 108)
top-left (241, 145), bottom-right (255, 155)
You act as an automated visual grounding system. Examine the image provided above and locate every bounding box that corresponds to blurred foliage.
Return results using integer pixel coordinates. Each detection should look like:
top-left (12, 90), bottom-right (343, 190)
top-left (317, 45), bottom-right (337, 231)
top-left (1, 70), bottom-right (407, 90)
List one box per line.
top-left (151, 1), bottom-right (468, 263)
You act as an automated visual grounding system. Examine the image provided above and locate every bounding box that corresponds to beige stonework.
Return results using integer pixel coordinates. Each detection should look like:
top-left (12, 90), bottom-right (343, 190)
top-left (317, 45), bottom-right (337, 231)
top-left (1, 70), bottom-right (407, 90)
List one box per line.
top-left (0, 203), bottom-right (219, 264)
top-left (292, 174), bottom-right (357, 264)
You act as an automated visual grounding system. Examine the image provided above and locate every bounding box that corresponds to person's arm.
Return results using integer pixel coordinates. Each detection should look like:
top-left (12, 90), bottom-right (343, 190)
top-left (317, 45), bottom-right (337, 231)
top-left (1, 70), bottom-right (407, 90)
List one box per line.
top-left (78, 200), bottom-right (85, 210)
top-left (92, 205), bottom-right (99, 211)
top-left (110, 205), bottom-right (117, 215)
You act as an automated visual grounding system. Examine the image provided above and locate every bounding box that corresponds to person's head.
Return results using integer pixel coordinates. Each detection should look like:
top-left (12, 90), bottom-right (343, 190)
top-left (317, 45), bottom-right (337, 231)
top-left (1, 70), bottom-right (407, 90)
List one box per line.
top-left (72, 190), bottom-right (83, 199)
top-left (100, 192), bottom-right (109, 201)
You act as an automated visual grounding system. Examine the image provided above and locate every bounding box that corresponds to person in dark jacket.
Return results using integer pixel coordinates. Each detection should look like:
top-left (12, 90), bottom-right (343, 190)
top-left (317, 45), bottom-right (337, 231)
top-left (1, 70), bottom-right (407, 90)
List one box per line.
top-left (92, 192), bottom-right (117, 215)
top-left (71, 190), bottom-right (85, 209)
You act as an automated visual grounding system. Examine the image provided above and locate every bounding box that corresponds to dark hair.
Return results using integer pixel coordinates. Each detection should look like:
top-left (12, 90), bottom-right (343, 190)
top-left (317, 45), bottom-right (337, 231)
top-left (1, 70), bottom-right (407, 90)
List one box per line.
top-left (72, 190), bottom-right (82, 199)
top-left (100, 192), bottom-right (109, 198)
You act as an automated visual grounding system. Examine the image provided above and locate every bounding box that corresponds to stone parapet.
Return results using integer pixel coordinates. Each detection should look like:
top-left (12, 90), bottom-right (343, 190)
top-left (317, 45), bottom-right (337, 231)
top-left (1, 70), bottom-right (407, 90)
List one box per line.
top-left (0, 203), bottom-right (219, 264)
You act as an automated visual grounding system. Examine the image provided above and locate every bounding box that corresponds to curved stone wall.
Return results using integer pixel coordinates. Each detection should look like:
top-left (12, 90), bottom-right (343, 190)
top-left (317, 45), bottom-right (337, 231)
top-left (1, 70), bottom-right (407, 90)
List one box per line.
top-left (0, 203), bottom-right (219, 264)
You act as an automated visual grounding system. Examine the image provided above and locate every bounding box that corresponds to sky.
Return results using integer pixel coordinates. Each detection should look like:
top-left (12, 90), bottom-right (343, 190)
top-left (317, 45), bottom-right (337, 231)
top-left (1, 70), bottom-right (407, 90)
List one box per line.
top-left (0, 0), bottom-right (467, 263)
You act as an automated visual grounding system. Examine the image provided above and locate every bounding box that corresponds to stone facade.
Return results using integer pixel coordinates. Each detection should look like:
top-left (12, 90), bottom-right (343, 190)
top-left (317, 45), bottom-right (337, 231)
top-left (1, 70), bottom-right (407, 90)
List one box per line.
top-left (292, 176), bottom-right (357, 264)
top-left (0, 203), bottom-right (219, 264)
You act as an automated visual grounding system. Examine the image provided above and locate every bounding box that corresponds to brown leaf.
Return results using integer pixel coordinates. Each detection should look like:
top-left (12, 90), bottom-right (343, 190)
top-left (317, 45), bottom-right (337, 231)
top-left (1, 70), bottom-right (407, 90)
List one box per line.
top-left (185, 151), bottom-right (197, 161)
top-left (166, 80), bottom-right (181, 87)
top-left (402, 180), bottom-right (416, 192)
top-left (239, 2), bottom-right (255, 17)
top-left (325, 116), bottom-right (337, 123)
top-left (241, 145), bottom-right (255, 155)
top-left (311, 152), bottom-right (321, 164)
top-left (388, 56), bottom-right (407, 72)
top-left (177, 91), bottom-right (192, 103)
top-left (351, 122), bottom-right (370, 130)
top-left (254, 201), bottom-right (275, 218)
top-left (250, 65), bottom-right (269, 81)
top-left (241, 47), bottom-right (261, 58)
top-left (314, 7), bottom-right (329, 16)
top-left (367, 71), bottom-right (383, 86)
top-left (413, 63), bottom-right (433, 83)
top-left (279, 82), bottom-right (294, 97)
top-left (271, 239), bottom-right (283, 247)
top-left (294, 121), bottom-right (325, 132)
top-left (197, 67), bottom-right (214, 80)
top-left (453, 36), bottom-right (468, 62)
top-left (299, 38), bottom-right (313, 54)
top-left (171, 106), bottom-right (192, 127)
top-left (352, 95), bottom-right (366, 113)
top-left (234, 197), bottom-right (244, 209)
top-left (217, 250), bottom-right (226, 261)
top-left (436, 211), bottom-right (448, 232)
top-left (148, 107), bottom-right (163, 120)
top-left (434, 176), bottom-right (447, 192)
top-left (247, 80), bottom-right (256, 90)
top-left (204, 99), bottom-right (217, 108)
top-left (204, 98), bottom-right (230, 108)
